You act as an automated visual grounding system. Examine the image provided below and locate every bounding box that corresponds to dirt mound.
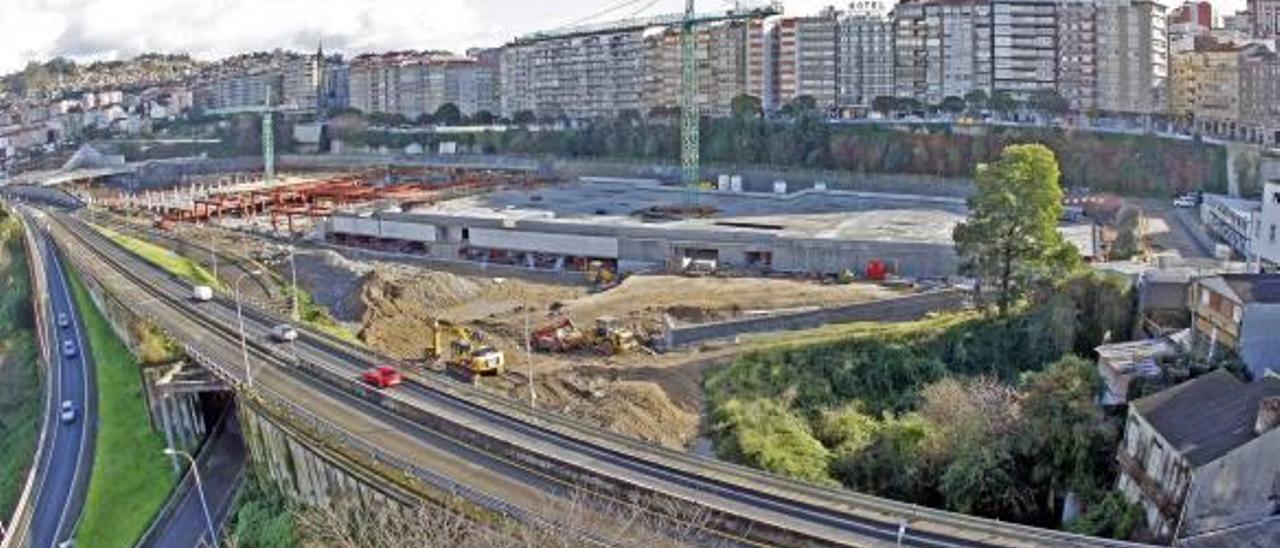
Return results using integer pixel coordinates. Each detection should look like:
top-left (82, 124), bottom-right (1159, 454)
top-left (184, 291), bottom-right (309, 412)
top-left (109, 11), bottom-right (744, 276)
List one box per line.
top-left (500, 373), bottom-right (700, 449)
top-left (292, 249), bottom-right (373, 322)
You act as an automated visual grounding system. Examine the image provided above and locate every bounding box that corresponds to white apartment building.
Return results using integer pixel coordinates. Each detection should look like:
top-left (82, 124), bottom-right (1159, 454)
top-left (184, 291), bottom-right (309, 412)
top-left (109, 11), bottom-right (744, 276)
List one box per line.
top-left (775, 8), bottom-right (842, 111)
top-left (893, 0), bottom-right (992, 105)
top-left (349, 53), bottom-right (497, 120)
top-left (838, 1), bottom-right (896, 110)
top-left (992, 0), bottom-right (1059, 97)
top-left (1096, 0), bottom-right (1169, 114)
top-left (1251, 0), bottom-right (1280, 39)
top-left (642, 21), bottom-right (751, 117)
top-left (1253, 182), bottom-right (1280, 270)
top-left (499, 29), bottom-right (648, 120)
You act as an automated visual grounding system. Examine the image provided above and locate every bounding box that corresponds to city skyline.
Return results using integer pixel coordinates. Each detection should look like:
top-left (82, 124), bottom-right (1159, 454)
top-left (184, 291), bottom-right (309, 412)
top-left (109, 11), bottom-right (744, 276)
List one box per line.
top-left (0, 0), bottom-right (1251, 75)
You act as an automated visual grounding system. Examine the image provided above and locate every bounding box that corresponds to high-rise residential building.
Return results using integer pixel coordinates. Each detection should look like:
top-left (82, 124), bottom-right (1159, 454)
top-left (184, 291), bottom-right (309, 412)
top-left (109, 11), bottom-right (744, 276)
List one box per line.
top-left (894, 0), bottom-right (992, 105)
top-left (774, 8), bottom-right (842, 111)
top-left (642, 21), bottom-right (753, 117)
top-left (1056, 0), bottom-right (1100, 110)
top-left (499, 28), bottom-right (647, 120)
top-left (1250, 0), bottom-right (1280, 39)
top-left (347, 52), bottom-right (497, 120)
top-left (838, 1), bottom-right (895, 110)
top-left (194, 70), bottom-right (280, 112)
top-left (1096, 0), bottom-right (1168, 114)
top-left (992, 0), bottom-right (1059, 97)
top-left (1239, 46), bottom-right (1280, 145)
top-left (321, 58), bottom-right (350, 113)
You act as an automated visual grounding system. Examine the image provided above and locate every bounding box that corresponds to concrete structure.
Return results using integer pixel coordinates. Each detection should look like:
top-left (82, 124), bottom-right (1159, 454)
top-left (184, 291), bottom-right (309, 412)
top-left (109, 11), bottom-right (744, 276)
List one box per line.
top-left (1116, 370), bottom-right (1280, 541)
top-left (838, 1), bottom-right (896, 111)
top-left (1096, 0), bottom-right (1169, 114)
top-left (1190, 274), bottom-right (1280, 378)
top-left (322, 180), bottom-right (966, 277)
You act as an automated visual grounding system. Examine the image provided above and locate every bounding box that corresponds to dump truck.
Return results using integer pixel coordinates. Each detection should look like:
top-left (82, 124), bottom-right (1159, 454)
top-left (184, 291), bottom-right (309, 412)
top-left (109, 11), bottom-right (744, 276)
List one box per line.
top-left (531, 318), bottom-right (585, 352)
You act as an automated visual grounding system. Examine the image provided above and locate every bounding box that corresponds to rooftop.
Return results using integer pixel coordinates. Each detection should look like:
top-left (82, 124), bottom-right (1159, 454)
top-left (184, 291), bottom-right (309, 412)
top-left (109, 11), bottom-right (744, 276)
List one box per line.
top-left (1131, 369), bottom-right (1280, 466)
top-left (409, 179), bottom-right (968, 244)
top-left (1203, 274), bottom-right (1280, 305)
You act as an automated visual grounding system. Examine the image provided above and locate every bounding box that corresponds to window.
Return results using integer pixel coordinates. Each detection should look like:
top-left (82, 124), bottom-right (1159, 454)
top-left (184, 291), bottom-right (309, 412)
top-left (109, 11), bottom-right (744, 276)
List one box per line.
top-left (1272, 224), bottom-right (1277, 243)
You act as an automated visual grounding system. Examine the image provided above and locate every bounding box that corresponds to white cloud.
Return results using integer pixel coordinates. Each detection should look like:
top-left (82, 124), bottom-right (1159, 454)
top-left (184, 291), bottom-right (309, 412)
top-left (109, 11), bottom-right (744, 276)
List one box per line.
top-left (0, 0), bottom-right (1254, 75)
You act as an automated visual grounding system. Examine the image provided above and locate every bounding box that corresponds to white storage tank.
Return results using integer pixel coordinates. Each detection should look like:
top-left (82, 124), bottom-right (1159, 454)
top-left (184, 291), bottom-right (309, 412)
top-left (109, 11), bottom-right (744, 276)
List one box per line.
top-left (773, 180), bottom-right (788, 195)
top-left (718, 174), bottom-right (731, 191)
top-left (814, 181), bottom-right (828, 191)
top-left (730, 175), bottom-right (743, 192)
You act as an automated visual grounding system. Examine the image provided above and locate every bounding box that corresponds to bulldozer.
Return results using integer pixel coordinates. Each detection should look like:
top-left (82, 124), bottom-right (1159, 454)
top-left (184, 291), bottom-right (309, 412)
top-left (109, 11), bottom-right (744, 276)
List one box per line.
top-left (427, 319), bottom-right (506, 379)
top-left (531, 317), bottom-right (585, 353)
top-left (585, 260), bottom-right (617, 288)
top-left (593, 316), bottom-right (639, 355)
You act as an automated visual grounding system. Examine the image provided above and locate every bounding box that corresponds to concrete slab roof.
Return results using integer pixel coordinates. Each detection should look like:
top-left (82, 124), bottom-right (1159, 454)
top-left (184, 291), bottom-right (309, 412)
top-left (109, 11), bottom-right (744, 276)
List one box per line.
top-left (409, 180), bottom-right (968, 244)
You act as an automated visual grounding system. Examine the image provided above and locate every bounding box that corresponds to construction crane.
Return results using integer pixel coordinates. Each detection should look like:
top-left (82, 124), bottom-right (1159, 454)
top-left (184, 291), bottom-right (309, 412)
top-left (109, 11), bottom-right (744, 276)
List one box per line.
top-left (679, 1), bottom-right (782, 199)
top-left (204, 88), bottom-right (295, 182)
top-left (535, 1), bottom-right (781, 198)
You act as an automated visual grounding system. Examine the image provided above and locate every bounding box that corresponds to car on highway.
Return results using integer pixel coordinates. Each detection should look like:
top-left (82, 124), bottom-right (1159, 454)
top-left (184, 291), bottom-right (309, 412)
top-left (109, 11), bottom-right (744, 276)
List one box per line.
top-left (60, 400), bottom-right (76, 423)
top-left (270, 324), bottom-right (298, 343)
top-left (1174, 192), bottom-right (1201, 208)
top-left (362, 365), bottom-right (403, 389)
top-left (192, 285), bottom-right (214, 302)
top-left (62, 340), bottom-right (77, 358)
top-left (57, 312), bottom-right (70, 328)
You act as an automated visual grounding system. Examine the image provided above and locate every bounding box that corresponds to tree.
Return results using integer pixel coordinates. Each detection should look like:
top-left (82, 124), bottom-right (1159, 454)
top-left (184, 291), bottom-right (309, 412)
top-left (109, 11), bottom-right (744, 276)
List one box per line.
top-left (953, 144), bottom-right (1081, 316)
top-left (780, 95), bottom-right (818, 118)
top-left (871, 96), bottom-right (897, 117)
top-left (896, 97), bottom-right (924, 115)
top-left (469, 110), bottom-right (497, 125)
top-left (964, 89), bottom-right (990, 113)
top-left (433, 103), bottom-right (462, 126)
top-left (1111, 205), bottom-right (1142, 260)
top-left (730, 94), bottom-right (763, 119)
top-left (415, 112), bottom-right (435, 126)
top-left (1029, 89), bottom-right (1070, 117)
top-left (990, 91), bottom-right (1020, 118)
top-left (940, 96), bottom-right (967, 115)
top-left (512, 110), bottom-right (537, 126)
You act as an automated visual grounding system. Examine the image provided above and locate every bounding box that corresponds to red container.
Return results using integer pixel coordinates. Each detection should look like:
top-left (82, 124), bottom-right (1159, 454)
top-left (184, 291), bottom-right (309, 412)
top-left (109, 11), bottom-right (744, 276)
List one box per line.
top-left (865, 260), bottom-right (888, 281)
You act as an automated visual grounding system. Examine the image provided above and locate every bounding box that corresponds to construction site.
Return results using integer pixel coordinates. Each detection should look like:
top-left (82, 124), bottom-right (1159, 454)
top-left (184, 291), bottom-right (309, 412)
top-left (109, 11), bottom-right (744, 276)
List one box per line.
top-left (63, 155), bottom-right (965, 448)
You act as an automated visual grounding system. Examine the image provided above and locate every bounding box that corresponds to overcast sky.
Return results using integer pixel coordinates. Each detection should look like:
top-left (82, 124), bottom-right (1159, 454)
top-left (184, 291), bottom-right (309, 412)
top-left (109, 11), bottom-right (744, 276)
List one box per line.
top-left (0, 0), bottom-right (1251, 75)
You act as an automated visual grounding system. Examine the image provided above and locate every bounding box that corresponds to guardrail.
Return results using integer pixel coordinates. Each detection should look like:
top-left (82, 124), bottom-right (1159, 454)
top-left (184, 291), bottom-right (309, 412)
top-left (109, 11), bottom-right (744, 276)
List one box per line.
top-left (1, 205), bottom-right (56, 548)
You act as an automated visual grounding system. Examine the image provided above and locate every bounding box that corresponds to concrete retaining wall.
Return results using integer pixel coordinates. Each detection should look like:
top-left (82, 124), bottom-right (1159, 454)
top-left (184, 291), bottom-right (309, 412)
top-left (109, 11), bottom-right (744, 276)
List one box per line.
top-left (666, 289), bottom-right (970, 347)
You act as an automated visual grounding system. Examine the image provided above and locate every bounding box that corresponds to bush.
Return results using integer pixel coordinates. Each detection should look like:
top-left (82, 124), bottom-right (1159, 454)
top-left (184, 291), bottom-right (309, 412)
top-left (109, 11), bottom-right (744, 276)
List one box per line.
top-left (710, 398), bottom-right (835, 486)
top-left (1067, 491), bottom-right (1142, 540)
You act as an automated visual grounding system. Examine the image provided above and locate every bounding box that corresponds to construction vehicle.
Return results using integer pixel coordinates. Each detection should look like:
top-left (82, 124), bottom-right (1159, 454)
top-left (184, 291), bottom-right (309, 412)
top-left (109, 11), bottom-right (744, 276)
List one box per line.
top-left (594, 316), bottom-right (639, 355)
top-left (531, 317), bottom-right (585, 353)
top-left (428, 319), bottom-right (506, 378)
top-left (585, 260), bottom-right (617, 287)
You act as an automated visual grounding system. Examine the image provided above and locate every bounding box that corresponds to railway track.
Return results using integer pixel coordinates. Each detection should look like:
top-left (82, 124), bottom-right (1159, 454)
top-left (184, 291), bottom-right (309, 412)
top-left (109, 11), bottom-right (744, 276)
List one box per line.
top-left (51, 209), bottom-right (1143, 548)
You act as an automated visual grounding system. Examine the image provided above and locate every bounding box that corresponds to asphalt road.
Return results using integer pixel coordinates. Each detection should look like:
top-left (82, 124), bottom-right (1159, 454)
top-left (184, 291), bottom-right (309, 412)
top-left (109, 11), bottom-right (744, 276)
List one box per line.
top-left (142, 413), bottom-right (246, 548)
top-left (28, 227), bottom-right (96, 548)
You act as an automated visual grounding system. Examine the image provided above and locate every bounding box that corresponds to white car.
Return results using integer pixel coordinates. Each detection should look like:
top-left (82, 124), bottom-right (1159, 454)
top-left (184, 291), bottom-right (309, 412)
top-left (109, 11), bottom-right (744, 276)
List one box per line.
top-left (191, 285), bottom-right (214, 302)
top-left (60, 400), bottom-right (76, 423)
top-left (1174, 196), bottom-right (1198, 208)
top-left (270, 324), bottom-right (298, 343)
top-left (57, 313), bottom-right (70, 328)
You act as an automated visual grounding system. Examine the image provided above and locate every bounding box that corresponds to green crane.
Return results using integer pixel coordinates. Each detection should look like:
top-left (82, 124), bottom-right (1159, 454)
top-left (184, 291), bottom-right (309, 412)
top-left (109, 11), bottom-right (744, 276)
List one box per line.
top-left (678, 1), bottom-right (781, 199)
top-left (204, 88), bottom-right (292, 182)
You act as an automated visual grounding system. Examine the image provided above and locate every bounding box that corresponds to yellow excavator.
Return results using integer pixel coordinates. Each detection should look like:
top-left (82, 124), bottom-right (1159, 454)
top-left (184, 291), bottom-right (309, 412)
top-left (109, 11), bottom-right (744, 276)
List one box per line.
top-left (428, 319), bottom-right (505, 379)
top-left (593, 316), bottom-right (639, 355)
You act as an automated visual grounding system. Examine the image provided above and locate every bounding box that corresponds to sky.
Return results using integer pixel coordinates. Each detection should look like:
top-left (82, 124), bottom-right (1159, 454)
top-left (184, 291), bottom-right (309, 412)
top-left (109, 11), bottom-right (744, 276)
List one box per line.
top-left (0, 0), bottom-right (1253, 75)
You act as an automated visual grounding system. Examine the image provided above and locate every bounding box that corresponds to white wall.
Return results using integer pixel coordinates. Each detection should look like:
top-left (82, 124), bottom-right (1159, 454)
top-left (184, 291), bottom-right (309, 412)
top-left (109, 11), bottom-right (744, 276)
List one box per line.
top-left (469, 228), bottom-right (618, 258)
top-left (1254, 183), bottom-right (1280, 268)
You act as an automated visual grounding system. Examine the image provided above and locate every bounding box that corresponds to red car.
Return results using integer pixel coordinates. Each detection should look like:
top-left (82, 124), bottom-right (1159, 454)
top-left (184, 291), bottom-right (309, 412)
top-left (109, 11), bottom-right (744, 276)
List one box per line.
top-left (362, 365), bottom-right (403, 389)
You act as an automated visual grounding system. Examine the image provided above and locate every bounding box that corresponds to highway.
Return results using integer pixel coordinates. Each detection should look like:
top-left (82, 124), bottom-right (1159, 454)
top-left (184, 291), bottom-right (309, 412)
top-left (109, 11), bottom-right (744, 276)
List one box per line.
top-left (46, 207), bottom-right (1146, 548)
top-left (27, 222), bottom-right (96, 548)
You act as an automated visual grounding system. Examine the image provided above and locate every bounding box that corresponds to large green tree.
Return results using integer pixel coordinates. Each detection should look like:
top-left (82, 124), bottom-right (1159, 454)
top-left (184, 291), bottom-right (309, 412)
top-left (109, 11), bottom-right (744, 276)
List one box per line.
top-left (953, 144), bottom-right (1080, 316)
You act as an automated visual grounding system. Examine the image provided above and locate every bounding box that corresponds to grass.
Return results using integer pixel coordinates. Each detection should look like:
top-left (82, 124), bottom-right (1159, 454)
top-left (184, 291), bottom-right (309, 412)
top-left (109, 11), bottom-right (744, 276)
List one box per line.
top-left (92, 225), bottom-right (224, 290)
top-left (68, 270), bottom-right (175, 548)
top-left (0, 211), bottom-right (42, 519)
top-left (740, 311), bottom-right (979, 351)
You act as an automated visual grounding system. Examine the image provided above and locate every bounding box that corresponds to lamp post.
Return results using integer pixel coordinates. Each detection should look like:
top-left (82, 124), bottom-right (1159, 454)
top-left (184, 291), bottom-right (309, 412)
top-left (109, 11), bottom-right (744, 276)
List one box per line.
top-left (235, 270), bottom-right (261, 388)
top-left (288, 245), bottom-right (299, 323)
top-left (162, 448), bottom-right (217, 546)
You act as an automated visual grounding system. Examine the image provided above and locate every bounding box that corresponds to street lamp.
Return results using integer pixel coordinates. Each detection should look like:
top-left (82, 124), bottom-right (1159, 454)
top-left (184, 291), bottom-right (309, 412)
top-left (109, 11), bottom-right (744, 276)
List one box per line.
top-left (235, 270), bottom-right (262, 388)
top-left (162, 448), bottom-right (217, 546)
top-left (288, 245), bottom-right (299, 323)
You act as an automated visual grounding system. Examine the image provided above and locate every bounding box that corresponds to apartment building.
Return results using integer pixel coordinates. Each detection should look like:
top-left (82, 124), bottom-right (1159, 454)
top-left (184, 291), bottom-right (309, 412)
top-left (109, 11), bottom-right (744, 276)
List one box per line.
top-left (1254, 183), bottom-right (1280, 270)
top-left (838, 1), bottom-right (896, 110)
top-left (642, 21), bottom-right (751, 117)
top-left (500, 29), bottom-right (648, 120)
top-left (1117, 369), bottom-right (1280, 541)
top-left (1056, 0), bottom-right (1100, 110)
top-left (194, 69), bottom-right (280, 112)
top-left (1239, 48), bottom-right (1280, 146)
top-left (775, 8), bottom-right (842, 111)
top-left (992, 0), bottom-right (1058, 97)
top-left (894, 0), bottom-right (993, 105)
top-left (1250, 0), bottom-right (1280, 39)
top-left (349, 52), bottom-right (497, 120)
top-left (1096, 0), bottom-right (1169, 114)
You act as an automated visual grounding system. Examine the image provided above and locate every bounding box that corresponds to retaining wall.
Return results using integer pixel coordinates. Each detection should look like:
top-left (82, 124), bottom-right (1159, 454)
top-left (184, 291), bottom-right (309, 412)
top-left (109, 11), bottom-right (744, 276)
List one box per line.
top-left (666, 289), bottom-right (970, 347)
